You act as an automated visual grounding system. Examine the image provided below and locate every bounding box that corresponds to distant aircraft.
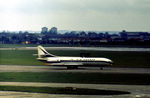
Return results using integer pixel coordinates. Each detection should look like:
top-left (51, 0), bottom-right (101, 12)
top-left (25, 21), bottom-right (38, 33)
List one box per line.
top-left (37, 45), bottom-right (113, 69)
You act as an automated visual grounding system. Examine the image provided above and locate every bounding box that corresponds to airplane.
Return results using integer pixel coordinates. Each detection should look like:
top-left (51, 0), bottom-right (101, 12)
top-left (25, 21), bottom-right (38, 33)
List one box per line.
top-left (37, 45), bottom-right (113, 69)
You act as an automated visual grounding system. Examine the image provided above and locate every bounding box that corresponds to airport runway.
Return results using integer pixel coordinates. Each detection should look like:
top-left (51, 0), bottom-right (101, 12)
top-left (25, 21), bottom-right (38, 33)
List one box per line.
top-left (1, 47), bottom-right (150, 51)
top-left (0, 65), bottom-right (150, 74)
top-left (0, 65), bottom-right (150, 97)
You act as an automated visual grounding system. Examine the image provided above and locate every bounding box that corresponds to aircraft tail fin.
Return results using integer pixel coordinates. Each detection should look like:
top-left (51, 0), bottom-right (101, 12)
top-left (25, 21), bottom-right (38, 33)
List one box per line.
top-left (38, 45), bottom-right (55, 58)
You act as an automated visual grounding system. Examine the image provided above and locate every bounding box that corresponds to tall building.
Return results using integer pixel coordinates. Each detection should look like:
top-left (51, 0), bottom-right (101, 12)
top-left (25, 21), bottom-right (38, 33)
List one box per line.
top-left (49, 27), bottom-right (57, 34)
top-left (41, 27), bottom-right (48, 34)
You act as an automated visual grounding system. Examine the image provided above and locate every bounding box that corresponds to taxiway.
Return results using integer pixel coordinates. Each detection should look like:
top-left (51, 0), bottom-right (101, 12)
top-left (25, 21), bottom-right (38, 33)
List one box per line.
top-left (0, 65), bottom-right (150, 74)
top-left (0, 65), bottom-right (150, 98)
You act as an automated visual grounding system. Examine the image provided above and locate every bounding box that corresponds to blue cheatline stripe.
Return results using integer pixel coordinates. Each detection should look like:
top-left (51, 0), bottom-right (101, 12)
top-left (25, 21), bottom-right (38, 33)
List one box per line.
top-left (47, 60), bottom-right (111, 63)
top-left (60, 60), bottom-right (110, 63)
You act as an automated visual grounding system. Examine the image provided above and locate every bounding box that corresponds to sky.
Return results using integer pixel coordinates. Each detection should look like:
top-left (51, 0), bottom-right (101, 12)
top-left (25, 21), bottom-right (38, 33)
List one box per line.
top-left (0, 0), bottom-right (150, 31)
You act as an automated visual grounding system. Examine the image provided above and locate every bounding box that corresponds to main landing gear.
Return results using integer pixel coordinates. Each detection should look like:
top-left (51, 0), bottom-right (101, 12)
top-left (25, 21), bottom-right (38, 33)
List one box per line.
top-left (100, 67), bottom-right (103, 70)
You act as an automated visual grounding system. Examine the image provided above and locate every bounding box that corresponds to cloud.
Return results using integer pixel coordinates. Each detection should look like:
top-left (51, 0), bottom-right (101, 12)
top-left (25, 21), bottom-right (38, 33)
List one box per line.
top-left (11, 0), bottom-right (149, 15)
top-left (1, 0), bottom-right (150, 15)
top-left (0, 0), bottom-right (150, 31)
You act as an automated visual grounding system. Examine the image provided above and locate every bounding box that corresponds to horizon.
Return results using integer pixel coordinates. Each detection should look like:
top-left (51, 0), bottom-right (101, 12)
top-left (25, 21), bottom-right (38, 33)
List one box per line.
top-left (0, 29), bottom-right (150, 34)
top-left (0, 29), bottom-right (150, 33)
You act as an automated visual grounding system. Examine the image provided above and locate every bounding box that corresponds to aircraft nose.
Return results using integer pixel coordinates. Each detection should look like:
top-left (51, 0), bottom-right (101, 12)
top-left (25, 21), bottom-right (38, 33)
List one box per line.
top-left (108, 59), bottom-right (113, 65)
top-left (109, 60), bottom-right (113, 65)
top-left (110, 61), bottom-right (113, 64)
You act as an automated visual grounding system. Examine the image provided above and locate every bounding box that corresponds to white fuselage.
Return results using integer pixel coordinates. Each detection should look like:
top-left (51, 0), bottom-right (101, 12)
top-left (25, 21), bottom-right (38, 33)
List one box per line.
top-left (38, 56), bottom-right (113, 66)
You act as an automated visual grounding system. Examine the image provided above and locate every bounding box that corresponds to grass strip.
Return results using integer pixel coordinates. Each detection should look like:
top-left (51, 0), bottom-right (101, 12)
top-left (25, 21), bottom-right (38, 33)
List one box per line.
top-left (0, 50), bottom-right (150, 67)
top-left (0, 72), bottom-right (150, 85)
top-left (0, 86), bottom-right (130, 95)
